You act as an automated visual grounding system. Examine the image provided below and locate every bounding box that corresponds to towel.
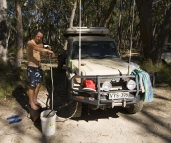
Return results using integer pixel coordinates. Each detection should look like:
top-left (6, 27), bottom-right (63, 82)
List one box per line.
top-left (132, 68), bottom-right (154, 102)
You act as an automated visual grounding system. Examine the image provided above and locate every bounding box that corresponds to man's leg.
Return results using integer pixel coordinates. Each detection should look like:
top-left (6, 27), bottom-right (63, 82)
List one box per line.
top-left (28, 85), bottom-right (40, 110)
top-left (34, 83), bottom-right (42, 106)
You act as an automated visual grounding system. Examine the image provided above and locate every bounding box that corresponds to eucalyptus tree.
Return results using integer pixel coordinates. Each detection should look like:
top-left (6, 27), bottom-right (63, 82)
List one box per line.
top-left (80, 0), bottom-right (117, 27)
top-left (107, 0), bottom-right (140, 54)
top-left (69, 0), bottom-right (78, 28)
top-left (153, 0), bottom-right (171, 63)
top-left (5, 0), bottom-right (171, 65)
top-left (154, 0), bottom-right (171, 63)
top-left (0, 0), bottom-right (8, 64)
top-left (99, 0), bottom-right (117, 28)
top-left (135, 0), bottom-right (153, 61)
top-left (15, 0), bottom-right (23, 67)
top-left (136, 0), bottom-right (171, 63)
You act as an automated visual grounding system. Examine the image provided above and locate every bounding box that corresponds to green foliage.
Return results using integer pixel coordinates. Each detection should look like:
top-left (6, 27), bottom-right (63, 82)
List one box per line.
top-left (3, 0), bottom-right (171, 88)
top-left (140, 59), bottom-right (171, 85)
top-left (0, 61), bottom-right (28, 99)
top-left (140, 59), bottom-right (158, 74)
top-left (8, 45), bottom-right (18, 65)
top-left (5, 0), bottom-right (171, 57)
top-left (156, 64), bottom-right (171, 85)
top-left (0, 60), bottom-right (55, 99)
top-left (44, 69), bottom-right (52, 88)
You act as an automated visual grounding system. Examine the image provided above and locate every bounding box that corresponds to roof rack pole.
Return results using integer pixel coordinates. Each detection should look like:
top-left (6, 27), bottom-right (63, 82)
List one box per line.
top-left (78, 0), bottom-right (81, 75)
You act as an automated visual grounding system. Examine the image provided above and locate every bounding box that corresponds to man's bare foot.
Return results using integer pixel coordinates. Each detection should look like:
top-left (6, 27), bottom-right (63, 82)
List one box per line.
top-left (35, 102), bottom-right (42, 108)
top-left (33, 100), bottom-right (42, 107)
top-left (29, 103), bottom-right (40, 110)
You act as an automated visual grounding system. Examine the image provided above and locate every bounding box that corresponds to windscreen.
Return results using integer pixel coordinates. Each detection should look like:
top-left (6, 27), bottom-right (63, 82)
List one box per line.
top-left (72, 41), bottom-right (120, 59)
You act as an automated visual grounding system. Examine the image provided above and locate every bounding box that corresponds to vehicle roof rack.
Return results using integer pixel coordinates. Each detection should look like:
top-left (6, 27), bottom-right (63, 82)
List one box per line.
top-left (64, 27), bottom-right (109, 36)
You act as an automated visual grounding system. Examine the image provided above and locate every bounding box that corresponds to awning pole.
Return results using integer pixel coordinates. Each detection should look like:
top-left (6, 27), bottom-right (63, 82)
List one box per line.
top-left (128, 0), bottom-right (135, 74)
top-left (78, 0), bottom-right (81, 75)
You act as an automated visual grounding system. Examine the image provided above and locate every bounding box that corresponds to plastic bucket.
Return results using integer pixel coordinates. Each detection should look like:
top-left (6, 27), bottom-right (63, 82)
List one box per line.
top-left (40, 110), bottom-right (56, 136)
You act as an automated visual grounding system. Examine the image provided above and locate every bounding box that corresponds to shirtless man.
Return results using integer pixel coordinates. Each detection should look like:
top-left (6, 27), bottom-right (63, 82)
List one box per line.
top-left (26, 30), bottom-right (55, 110)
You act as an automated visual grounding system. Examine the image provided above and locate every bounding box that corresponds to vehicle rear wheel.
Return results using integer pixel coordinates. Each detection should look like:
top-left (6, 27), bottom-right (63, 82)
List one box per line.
top-left (125, 100), bottom-right (144, 114)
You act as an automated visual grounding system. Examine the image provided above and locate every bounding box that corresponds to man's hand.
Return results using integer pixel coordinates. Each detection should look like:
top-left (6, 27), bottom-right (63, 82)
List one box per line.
top-left (48, 46), bottom-right (52, 50)
top-left (47, 50), bottom-right (55, 58)
top-left (51, 52), bottom-right (55, 58)
top-left (47, 46), bottom-right (51, 50)
top-left (44, 45), bottom-right (52, 50)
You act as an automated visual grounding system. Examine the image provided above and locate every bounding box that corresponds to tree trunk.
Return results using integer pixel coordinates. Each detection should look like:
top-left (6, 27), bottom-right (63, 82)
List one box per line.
top-left (135, 0), bottom-right (154, 61)
top-left (155, 5), bottom-right (171, 63)
top-left (69, 0), bottom-right (77, 28)
top-left (63, 0), bottom-right (77, 51)
top-left (0, 0), bottom-right (8, 64)
top-left (100, 0), bottom-right (117, 28)
top-left (15, 0), bottom-right (23, 67)
top-left (82, 0), bottom-right (85, 26)
top-left (117, 0), bottom-right (123, 52)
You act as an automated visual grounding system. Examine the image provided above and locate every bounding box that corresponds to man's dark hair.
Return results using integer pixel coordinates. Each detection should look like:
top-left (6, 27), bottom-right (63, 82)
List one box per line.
top-left (33, 29), bottom-right (44, 37)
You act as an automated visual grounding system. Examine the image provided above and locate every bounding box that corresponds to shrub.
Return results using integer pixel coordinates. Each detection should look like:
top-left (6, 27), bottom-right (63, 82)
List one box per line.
top-left (0, 61), bottom-right (28, 99)
top-left (140, 59), bottom-right (171, 85)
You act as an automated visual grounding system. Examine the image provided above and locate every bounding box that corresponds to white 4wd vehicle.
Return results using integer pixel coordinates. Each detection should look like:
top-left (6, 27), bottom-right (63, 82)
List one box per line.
top-left (59, 27), bottom-right (152, 117)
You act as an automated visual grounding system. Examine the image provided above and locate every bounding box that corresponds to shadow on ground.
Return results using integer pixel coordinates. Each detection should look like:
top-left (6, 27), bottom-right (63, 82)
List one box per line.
top-left (11, 67), bottom-right (130, 132)
top-left (12, 85), bottom-right (29, 113)
top-left (12, 85), bottom-right (43, 131)
top-left (46, 68), bottom-right (129, 122)
top-left (11, 55), bottom-right (141, 123)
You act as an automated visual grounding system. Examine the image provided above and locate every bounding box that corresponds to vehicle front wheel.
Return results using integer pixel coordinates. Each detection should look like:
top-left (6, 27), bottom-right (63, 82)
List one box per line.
top-left (125, 100), bottom-right (144, 114)
top-left (66, 77), bottom-right (82, 118)
top-left (69, 101), bottom-right (82, 118)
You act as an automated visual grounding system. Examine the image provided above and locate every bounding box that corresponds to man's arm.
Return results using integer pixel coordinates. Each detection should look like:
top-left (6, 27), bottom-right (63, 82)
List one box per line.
top-left (27, 41), bottom-right (55, 57)
top-left (42, 45), bottom-right (52, 56)
top-left (27, 41), bottom-right (47, 52)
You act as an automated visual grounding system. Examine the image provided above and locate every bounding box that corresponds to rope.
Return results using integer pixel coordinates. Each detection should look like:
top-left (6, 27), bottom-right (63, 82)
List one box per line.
top-left (48, 55), bottom-right (78, 121)
top-left (54, 102), bottom-right (78, 122)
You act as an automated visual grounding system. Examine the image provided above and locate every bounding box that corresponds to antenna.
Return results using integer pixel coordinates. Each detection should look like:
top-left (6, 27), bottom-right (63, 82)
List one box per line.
top-left (128, 0), bottom-right (135, 74)
top-left (78, 0), bottom-right (81, 75)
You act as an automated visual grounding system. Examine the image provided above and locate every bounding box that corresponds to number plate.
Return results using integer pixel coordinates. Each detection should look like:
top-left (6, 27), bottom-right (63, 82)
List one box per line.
top-left (108, 92), bottom-right (129, 99)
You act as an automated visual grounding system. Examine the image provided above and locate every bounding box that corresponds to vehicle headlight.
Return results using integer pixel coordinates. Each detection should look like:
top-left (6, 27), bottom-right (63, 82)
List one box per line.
top-left (127, 80), bottom-right (136, 90)
top-left (102, 81), bottom-right (112, 91)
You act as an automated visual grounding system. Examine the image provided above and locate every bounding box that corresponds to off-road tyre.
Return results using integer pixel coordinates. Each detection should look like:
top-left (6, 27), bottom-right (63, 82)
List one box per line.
top-left (69, 101), bottom-right (82, 118)
top-left (66, 76), bottom-right (82, 118)
top-left (125, 100), bottom-right (144, 114)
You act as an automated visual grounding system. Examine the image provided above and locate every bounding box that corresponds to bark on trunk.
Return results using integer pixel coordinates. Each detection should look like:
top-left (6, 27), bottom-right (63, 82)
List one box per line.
top-left (117, 0), bottom-right (123, 52)
top-left (63, 0), bottom-right (78, 51)
top-left (100, 0), bottom-right (117, 28)
top-left (135, 0), bottom-right (154, 61)
top-left (155, 6), bottom-right (171, 63)
top-left (69, 0), bottom-right (77, 28)
top-left (15, 0), bottom-right (23, 67)
top-left (0, 0), bottom-right (8, 63)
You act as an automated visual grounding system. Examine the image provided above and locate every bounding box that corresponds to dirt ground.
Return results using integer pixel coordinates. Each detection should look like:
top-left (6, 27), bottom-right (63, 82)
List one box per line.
top-left (0, 69), bottom-right (171, 143)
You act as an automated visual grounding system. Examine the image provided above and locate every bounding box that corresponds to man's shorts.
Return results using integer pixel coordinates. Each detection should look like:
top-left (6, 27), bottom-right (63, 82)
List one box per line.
top-left (27, 66), bottom-right (43, 87)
